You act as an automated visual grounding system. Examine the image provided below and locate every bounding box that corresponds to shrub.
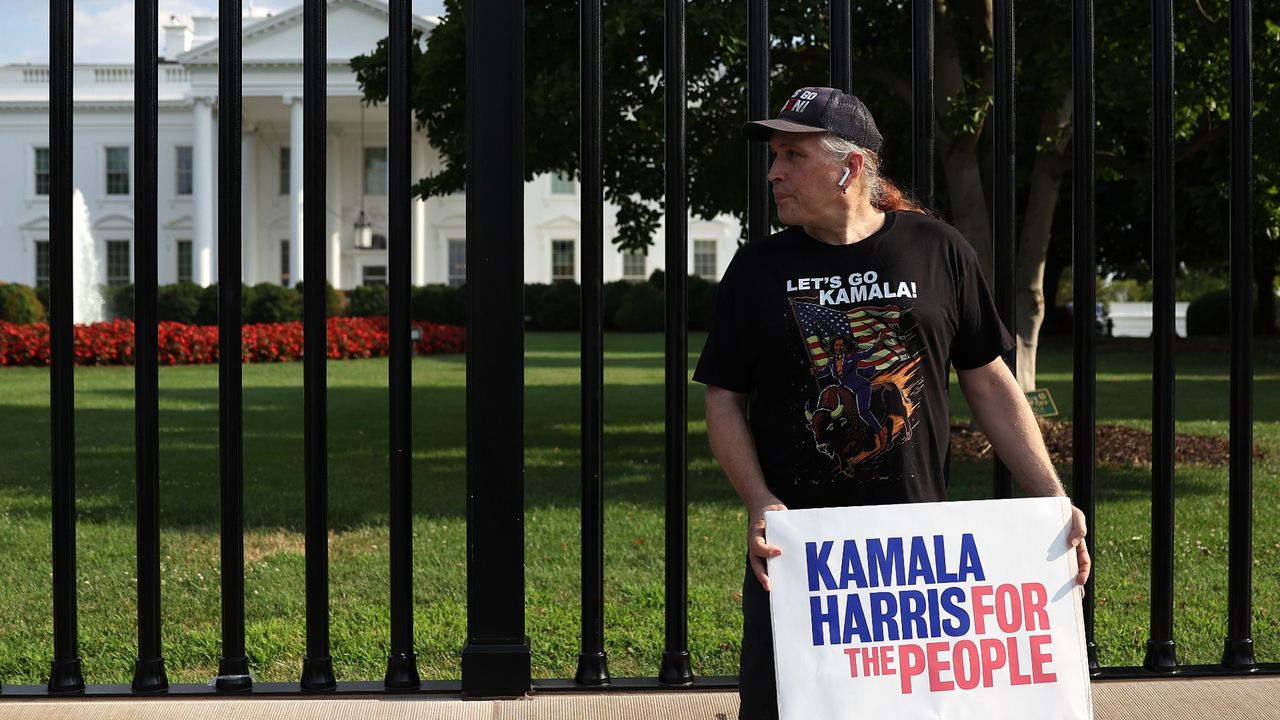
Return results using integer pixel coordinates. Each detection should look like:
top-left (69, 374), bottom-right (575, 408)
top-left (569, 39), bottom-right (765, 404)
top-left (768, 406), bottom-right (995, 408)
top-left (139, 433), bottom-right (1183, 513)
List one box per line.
top-left (1186, 289), bottom-right (1249, 338)
top-left (532, 281), bottom-right (580, 330)
top-left (245, 282), bottom-right (302, 324)
top-left (412, 284), bottom-right (465, 325)
top-left (35, 285), bottom-right (51, 316)
top-left (0, 283), bottom-right (46, 324)
top-left (602, 280), bottom-right (633, 330)
top-left (613, 281), bottom-right (664, 332)
top-left (295, 280), bottom-right (344, 317)
top-left (687, 275), bottom-right (718, 331)
top-left (194, 283), bottom-right (222, 326)
top-left (346, 284), bottom-right (389, 317)
top-left (108, 283), bottom-right (135, 320)
top-left (157, 282), bottom-right (202, 324)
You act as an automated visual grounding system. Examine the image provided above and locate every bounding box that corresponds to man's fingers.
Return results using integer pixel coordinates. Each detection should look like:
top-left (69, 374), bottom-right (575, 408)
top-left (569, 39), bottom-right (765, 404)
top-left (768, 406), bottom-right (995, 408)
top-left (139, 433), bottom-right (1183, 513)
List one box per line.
top-left (751, 554), bottom-right (771, 592)
top-left (1070, 506), bottom-right (1089, 547)
top-left (1076, 543), bottom-right (1092, 587)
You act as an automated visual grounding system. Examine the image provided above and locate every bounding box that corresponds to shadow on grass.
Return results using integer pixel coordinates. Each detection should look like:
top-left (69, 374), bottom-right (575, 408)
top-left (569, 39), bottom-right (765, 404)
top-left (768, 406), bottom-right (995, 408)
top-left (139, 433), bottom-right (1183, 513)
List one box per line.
top-left (0, 379), bottom-right (735, 531)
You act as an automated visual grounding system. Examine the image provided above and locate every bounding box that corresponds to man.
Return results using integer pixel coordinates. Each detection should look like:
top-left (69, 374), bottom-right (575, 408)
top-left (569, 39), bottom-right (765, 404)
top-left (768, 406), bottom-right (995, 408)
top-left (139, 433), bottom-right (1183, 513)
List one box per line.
top-left (691, 87), bottom-right (1091, 720)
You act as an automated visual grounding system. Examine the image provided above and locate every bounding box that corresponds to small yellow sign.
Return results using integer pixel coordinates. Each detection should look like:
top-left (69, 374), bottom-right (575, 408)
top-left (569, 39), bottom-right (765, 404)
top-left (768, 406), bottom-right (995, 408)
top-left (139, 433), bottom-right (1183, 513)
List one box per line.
top-left (1025, 388), bottom-right (1059, 417)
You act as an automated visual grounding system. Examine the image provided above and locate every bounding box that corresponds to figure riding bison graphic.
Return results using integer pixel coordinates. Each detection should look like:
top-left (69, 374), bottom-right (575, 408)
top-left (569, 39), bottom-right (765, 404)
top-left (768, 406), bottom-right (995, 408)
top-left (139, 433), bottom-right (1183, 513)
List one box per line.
top-left (791, 300), bottom-right (923, 475)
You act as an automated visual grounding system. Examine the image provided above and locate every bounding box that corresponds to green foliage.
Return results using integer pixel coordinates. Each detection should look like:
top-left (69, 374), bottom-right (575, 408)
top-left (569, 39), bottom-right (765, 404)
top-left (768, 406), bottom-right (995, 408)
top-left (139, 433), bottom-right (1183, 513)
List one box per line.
top-left (245, 282), bottom-right (302, 324)
top-left (530, 282), bottom-right (580, 331)
top-left (686, 275), bottom-right (718, 331)
top-left (1186, 288), bottom-right (1245, 338)
top-left (157, 282), bottom-right (202, 324)
top-left (108, 283), bottom-right (134, 321)
top-left (346, 283), bottom-right (389, 317)
top-left (613, 282), bottom-right (665, 332)
top-left (602, 280), bottom-right (634, 329)
top-left (295, 280), bottom-right (344, 318)
top-left (0, 283), bottom-right (46, 324)
top-left (411, 284), bottom-right (466, 325)
top-left (195, 283), bottom-right (221, 325)
top-left (34, 285), bottom-right (50, 316)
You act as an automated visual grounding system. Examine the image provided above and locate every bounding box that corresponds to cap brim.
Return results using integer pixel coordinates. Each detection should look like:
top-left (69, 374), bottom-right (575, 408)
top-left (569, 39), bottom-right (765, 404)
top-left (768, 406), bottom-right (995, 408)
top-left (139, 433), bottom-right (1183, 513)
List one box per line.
top-left (742, 118), bottom-right (828, 141)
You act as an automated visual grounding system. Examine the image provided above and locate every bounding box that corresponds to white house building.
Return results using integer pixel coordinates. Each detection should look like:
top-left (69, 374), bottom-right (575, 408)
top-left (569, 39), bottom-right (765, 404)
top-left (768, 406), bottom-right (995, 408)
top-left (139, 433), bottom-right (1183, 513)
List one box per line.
top-left (0, 0), bottom-right (738, 294)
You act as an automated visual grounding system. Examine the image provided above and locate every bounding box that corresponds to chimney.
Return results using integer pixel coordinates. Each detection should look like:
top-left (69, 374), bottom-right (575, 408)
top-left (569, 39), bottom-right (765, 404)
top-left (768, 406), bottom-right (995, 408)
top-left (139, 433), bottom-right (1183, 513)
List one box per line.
top-left (190, 16), bottom-right (219, 44)
top-left (163, 20), bottom-right (193, 59)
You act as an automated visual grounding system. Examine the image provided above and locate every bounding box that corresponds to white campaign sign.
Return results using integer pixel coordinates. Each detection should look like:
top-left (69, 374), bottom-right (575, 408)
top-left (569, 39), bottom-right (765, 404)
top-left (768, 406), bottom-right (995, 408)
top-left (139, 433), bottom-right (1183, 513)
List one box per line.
top-left (765, 497), bottom-right (1091, 720)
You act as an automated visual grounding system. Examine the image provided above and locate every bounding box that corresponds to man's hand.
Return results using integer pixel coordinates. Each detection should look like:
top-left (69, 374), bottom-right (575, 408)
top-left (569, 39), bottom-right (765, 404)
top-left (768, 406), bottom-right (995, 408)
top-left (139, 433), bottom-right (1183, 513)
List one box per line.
top-left (1070, 504), bottom-right (1091, 590)
top-left (748, 496), bottom-right (788, 591)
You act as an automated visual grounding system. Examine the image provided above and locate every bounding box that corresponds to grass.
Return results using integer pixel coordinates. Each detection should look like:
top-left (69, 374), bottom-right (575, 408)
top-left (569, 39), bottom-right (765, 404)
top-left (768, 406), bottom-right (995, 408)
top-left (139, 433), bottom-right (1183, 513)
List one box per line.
top-left (0, 333), bottom-right (1276, 685)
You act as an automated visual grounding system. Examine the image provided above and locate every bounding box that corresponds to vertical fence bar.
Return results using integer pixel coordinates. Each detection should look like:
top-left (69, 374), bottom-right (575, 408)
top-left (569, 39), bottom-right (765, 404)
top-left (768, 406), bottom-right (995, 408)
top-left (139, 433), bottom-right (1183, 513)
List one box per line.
top-left (829, 0), bottom-right (852, 92)
top-left (385, 0), bottom-right (420, 690)
top-left (1071, 0), bottom-right (1099, 671)
top-left (1145, 0), bottom-right (1178, 673)
top-left (575, 0), bottom-right (610, 689)
top-left (132, 0), bottom-right (168, 693)
top-left (300, 0), bottom-right (335, 691)
top-left (659, 0), bottom-right (692, 687)
top-left (1223, 0), bottom-right (1256, 672)
top-left (216, 0), bottom-right (251, 693)
top-left (48, 0), bottom-right (84, 694)
top-left (911, 0), bottom-right (934, 207)
top-left (461, 0), bottom-right (531, 698)
top-left (991, 0), bottom-right (1016, 499)
top-left (747, 0), bottom-right (769, 245)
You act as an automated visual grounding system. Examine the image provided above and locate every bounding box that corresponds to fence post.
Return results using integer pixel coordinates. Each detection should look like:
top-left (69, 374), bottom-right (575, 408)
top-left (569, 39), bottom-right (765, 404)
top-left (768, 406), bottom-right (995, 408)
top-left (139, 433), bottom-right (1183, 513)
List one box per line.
top-left (461, 0), bottom-right (532, 698)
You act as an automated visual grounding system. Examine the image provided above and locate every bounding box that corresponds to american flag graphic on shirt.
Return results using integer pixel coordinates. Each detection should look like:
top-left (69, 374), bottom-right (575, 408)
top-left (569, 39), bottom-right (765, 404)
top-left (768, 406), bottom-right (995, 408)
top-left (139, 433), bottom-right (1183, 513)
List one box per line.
top-left (791, 300), bottom-right (911, 374)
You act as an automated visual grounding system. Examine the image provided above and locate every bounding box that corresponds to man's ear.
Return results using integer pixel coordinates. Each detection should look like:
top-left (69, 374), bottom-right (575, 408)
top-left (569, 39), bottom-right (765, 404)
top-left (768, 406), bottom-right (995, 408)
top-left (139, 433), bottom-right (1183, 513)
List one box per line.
top-left (846, 151), bottom-right (865, 180)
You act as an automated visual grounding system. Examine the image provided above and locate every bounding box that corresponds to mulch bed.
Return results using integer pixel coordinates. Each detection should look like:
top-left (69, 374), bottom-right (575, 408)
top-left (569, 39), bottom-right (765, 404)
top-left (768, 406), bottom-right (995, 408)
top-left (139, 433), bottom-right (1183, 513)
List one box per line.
top-left (951, 420), bottom-right (1264, 466)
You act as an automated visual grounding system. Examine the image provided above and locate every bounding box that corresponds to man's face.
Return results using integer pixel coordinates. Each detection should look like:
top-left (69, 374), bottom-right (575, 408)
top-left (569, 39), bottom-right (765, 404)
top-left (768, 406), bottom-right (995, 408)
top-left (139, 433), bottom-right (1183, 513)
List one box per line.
top-left (767, 132), bottom-right (845, 227)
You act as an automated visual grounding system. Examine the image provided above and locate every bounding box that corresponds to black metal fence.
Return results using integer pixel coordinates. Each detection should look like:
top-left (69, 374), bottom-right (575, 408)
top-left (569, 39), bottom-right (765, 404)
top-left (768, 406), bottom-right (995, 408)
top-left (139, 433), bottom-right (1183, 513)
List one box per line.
top-left (5, 0), bottom-right (1271, 700)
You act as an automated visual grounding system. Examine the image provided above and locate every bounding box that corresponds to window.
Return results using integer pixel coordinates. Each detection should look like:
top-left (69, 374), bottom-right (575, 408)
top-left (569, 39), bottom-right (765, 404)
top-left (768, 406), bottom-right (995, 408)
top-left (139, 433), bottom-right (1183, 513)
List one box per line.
top-left (622, 250), bottom-right (646, 281)
top-left (280, 240), bottom-right (290, 286)
top-left (364, 147), bottom-right (387, 195)
top-left (35, 147), bottom-right (50, 196)
top-left (279, 147), bottom-right (290, 195)
top-left (362, 265), bottom-right (387, 286)
top-left (447, 239), bottom-right (466, 286)
top-left (176, 240), bottom-right (192, 283)
top-left (370, 233), bottom-right (388, 250)
top-left (105, 147), bottom-right (130, 195)
top-left (175, 146), bottom-right (192, 195)
top-left (550, 172), bottom-right (575, 195)
top-left (694, 239), bottom-right (717, 279)
top-left (35, 241), bottom-right (50, 286)
top-left (551, 239), bottom-right (575, 282)
top-left (106, 240), bottom-right (130, 285)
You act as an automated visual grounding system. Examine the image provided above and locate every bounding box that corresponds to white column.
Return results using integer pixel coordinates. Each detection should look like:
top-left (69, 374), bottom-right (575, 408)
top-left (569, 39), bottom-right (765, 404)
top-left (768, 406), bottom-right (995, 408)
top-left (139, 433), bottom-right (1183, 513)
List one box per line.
top-left (412, 135), bottom-right (428, 285)
top-left (327, 131), bottom-right (343, 288)
top-left (287, 95), bottom-right (305, 285)
top-left (192, 96), bottom-right (214, 286)
top-left (242, 127), bottom-right (258, 283)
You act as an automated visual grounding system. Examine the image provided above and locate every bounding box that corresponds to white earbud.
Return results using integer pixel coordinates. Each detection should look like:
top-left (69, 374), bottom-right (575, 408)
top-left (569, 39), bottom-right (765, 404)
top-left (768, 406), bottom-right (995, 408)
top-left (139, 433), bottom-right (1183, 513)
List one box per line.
top-left (837, 167), bottom-right (851, 187)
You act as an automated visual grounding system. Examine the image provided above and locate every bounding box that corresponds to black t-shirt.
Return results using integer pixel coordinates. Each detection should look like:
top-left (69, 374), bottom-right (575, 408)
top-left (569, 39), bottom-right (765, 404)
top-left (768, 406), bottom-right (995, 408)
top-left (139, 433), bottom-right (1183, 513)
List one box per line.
top-left (693, 211), bottom-right (1014, 510)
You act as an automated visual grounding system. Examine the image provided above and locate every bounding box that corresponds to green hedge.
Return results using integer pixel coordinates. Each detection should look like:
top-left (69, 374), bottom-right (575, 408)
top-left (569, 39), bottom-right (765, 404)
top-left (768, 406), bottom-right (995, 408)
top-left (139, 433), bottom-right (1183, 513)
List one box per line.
top-left (1186, 288), bottom-right (1250, 338)
top-left (0, 283), bottom-right (46, 324)
top-left (76, 279), bottom-right (712, 331)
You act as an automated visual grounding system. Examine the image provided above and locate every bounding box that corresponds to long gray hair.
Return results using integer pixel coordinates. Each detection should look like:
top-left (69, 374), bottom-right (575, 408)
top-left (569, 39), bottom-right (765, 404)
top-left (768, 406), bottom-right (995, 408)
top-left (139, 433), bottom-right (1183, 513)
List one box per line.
top-left (817, 132), bottom-right (883, 206)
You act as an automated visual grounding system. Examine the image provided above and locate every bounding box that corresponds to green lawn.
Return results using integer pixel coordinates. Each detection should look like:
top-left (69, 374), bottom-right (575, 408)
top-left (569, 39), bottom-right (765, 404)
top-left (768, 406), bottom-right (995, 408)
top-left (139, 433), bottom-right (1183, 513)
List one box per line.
top-left (0, 334), bottom-right (1276, 685)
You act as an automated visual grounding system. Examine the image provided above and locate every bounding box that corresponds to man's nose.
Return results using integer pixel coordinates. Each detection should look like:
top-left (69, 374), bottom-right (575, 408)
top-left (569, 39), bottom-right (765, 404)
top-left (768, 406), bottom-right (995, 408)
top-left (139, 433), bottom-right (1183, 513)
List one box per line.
top-left (767, 157), bottom-right (783, 183)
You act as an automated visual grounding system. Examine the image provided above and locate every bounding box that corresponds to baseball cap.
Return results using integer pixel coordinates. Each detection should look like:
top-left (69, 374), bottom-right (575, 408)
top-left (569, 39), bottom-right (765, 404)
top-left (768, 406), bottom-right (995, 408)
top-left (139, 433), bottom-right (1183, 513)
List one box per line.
top-left (742, 86), bottom-right (883, 154)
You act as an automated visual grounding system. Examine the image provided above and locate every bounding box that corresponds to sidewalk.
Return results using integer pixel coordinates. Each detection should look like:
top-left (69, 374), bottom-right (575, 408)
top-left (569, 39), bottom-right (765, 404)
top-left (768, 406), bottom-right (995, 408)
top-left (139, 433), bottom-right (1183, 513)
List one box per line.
top-left (0, 676), bottom-right (1276, 719)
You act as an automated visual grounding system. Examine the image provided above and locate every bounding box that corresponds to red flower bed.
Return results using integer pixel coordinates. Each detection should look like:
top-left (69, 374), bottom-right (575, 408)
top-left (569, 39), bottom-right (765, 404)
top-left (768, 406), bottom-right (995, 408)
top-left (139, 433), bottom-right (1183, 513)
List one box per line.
top-left (0, 317), bottom-right (465, 367)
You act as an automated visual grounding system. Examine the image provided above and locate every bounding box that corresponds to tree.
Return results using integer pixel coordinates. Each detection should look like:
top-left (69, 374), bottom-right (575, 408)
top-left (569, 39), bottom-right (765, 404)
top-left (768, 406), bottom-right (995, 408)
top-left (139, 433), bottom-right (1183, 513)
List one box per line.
top-left (353, 0), bottom-right (1280, 387)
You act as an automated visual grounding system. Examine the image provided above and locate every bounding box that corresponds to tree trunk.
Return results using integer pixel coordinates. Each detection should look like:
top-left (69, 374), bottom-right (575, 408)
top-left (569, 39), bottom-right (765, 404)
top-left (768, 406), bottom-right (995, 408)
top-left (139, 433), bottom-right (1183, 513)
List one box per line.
top-left (934, 0), bottom-right (994, 278)
top-left (1013, 94), bottom-right (1073, 391)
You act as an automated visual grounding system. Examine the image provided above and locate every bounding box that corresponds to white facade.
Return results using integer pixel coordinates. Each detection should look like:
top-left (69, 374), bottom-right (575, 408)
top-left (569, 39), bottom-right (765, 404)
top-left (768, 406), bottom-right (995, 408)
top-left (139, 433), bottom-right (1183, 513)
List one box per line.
top-left (0, 0), bottom-right (738, 293)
